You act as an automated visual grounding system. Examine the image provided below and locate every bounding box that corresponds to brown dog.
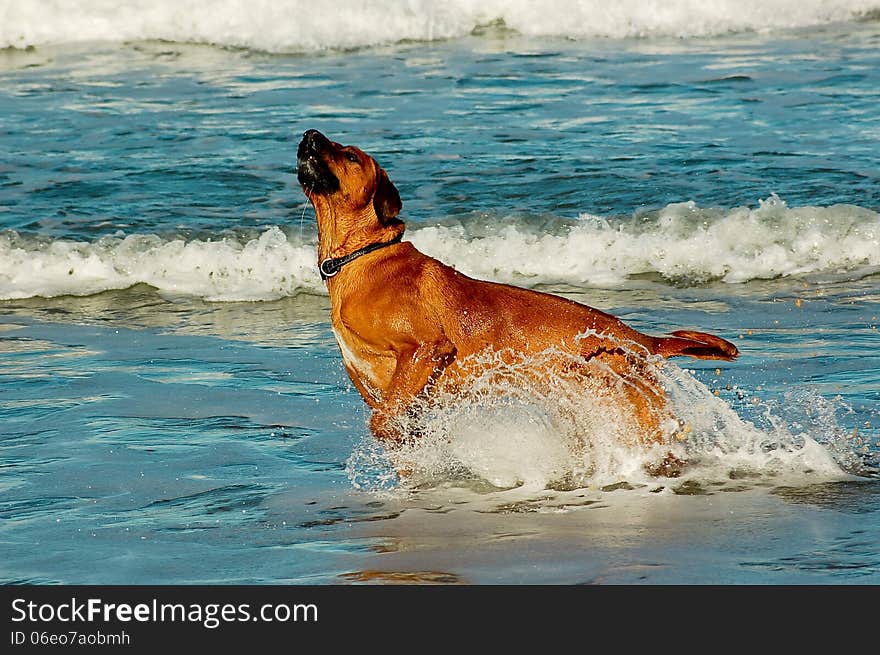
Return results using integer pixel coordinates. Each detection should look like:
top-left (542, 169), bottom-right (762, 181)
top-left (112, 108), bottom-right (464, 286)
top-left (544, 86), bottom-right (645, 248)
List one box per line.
top-left (297, 129), bottom-right (737, 460)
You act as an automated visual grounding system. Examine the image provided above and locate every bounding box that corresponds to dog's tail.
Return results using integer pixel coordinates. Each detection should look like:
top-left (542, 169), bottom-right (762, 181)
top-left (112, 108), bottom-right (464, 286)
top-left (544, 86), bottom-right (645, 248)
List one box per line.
top-left (652, 330), bottom-right (739, 361)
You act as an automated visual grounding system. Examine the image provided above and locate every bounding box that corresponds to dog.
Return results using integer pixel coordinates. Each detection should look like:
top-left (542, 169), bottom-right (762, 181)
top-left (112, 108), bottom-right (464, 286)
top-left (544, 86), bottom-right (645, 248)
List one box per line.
top-left (296, 129), bottom-right (738, 471)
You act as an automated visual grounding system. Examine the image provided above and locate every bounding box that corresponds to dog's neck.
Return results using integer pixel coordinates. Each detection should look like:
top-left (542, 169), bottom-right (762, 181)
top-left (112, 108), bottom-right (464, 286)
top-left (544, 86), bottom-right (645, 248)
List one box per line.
top-left (311, 196), bottom-right (405, 262)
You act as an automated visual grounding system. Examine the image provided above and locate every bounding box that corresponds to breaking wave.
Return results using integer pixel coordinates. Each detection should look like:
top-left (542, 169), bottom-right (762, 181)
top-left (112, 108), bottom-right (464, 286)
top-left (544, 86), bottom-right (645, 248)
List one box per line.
top-left (2, 196), bottom-right (878, 301)
top-left (3, 0), bottom-right (879, 51)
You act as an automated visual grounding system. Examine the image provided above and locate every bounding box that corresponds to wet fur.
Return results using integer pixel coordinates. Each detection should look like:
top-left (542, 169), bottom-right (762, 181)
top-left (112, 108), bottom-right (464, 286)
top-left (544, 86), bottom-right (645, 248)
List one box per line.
top-left (297, 129), bottom-right (738, 470)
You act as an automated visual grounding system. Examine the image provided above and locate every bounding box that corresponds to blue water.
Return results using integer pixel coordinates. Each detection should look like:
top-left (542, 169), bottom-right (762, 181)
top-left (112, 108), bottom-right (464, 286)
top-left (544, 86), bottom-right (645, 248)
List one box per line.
top-left (1, 21), bottom-right (879, 583)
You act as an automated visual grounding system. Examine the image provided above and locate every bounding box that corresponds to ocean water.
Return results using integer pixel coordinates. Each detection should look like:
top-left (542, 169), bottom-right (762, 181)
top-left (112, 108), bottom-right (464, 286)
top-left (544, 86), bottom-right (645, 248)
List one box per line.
top-left (1, 1), bottom-right (879, 584)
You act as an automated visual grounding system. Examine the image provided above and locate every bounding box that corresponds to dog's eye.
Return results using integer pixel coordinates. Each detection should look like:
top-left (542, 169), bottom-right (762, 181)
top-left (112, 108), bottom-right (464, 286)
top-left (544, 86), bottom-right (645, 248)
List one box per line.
top-left (345, 152), bottom-right (358, 163)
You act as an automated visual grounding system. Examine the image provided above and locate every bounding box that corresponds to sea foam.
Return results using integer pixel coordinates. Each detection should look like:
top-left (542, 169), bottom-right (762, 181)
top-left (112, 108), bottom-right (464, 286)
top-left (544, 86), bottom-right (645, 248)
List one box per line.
top-left (2, 196), bottom-right (878, 301)
top-left (2, 0), bottom-right (879, 51)
top-left (345, 346), bottom-right (863, 492)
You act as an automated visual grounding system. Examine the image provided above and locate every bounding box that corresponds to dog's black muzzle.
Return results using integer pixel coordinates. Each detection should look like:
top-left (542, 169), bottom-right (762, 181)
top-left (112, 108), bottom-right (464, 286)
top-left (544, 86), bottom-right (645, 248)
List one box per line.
top-left (297, 129), bottom-right (340, 194)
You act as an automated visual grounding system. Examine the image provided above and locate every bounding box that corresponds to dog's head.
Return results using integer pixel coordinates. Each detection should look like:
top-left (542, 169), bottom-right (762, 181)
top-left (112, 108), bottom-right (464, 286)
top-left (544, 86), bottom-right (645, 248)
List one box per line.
top-left (297, 129), bottom-right (402, 228)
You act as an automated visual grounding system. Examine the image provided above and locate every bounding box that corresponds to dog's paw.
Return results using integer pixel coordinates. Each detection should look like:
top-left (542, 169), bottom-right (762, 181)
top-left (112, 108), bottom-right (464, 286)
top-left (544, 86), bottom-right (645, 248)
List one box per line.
top-left (644, 452), bottom-right (687, 478)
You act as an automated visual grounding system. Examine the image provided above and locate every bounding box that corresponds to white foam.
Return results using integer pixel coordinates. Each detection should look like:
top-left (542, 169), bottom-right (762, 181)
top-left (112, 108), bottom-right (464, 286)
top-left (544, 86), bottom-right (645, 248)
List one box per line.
top-left (412, 196), bottom-right (880, 287)
top-left (0, 226), bottom-right (323, 302)
top-left (346, 346), bottom-right (862, 492)
top-left (2, 197), bottom-right (878, 301)
top-left (2, 0), bottom-right (878, 51)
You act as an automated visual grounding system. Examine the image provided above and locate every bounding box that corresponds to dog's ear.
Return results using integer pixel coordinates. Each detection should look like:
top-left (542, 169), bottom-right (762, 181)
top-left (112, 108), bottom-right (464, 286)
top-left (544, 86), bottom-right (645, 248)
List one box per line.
top-left (373, 168), bottom-right (402, 226)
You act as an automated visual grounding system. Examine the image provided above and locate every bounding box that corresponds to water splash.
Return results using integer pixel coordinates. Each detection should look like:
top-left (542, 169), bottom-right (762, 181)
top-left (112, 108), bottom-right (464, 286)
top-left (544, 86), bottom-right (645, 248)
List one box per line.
top-left (346, 344), bottom-right (870, 493)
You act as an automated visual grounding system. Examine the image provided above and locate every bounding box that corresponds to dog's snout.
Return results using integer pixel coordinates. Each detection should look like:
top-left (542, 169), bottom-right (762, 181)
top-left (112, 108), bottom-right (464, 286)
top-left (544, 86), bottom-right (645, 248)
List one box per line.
top-left (299, 129), bottom-right (331, 158)
top-left (297, 129), bottom-right (340, 193)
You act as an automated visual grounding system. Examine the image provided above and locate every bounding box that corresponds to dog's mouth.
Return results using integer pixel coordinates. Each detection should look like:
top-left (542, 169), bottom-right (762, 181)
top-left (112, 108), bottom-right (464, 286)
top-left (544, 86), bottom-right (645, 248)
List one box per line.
top-left (297, 129), bottom-right (340, 195)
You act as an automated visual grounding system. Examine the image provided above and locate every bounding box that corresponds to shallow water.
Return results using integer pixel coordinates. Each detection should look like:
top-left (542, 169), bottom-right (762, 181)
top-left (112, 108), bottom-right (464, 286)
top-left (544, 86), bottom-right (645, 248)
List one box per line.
top-left (2, 281), bottom-right (877, 583)
top-left (1, 13), bottom-right (879, 584)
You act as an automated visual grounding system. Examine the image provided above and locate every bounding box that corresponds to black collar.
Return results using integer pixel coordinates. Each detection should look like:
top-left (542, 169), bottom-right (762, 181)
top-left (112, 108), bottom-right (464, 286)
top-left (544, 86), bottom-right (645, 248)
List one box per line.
top-left (319, 234), bottom-right (403, 280)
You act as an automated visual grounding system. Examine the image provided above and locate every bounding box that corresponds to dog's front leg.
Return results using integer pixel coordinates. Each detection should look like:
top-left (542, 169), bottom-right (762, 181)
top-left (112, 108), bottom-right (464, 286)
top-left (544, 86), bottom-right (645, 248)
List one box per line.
top-left (369, 339), bottom-right (456, 443)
